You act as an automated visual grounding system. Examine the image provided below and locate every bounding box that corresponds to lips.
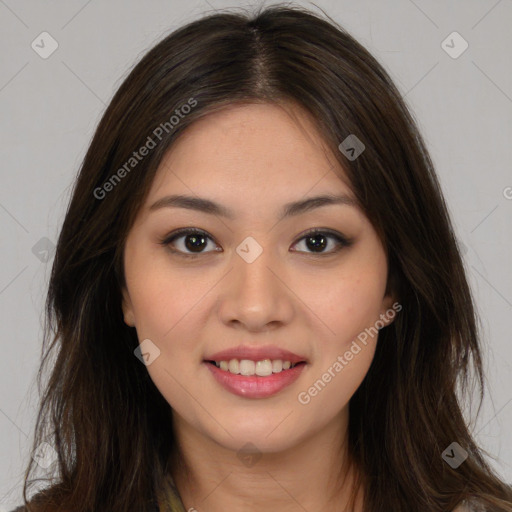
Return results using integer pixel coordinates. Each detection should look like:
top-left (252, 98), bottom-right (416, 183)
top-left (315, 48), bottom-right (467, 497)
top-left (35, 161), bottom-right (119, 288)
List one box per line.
top-left (204, 345), bottom-right (308, 364)
top-left (205, 360), bottom-right (307, 398)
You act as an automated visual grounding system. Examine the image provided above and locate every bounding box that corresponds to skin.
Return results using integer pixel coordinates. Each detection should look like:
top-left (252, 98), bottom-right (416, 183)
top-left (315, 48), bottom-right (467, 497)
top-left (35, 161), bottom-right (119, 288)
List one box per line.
top-left (121, 102), bottom-right (397, 512)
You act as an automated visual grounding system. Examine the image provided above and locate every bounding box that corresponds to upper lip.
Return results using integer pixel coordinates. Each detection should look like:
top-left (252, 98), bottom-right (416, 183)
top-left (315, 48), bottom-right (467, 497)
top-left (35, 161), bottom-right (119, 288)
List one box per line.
top-left (205, 345), bottom-right (308, 364)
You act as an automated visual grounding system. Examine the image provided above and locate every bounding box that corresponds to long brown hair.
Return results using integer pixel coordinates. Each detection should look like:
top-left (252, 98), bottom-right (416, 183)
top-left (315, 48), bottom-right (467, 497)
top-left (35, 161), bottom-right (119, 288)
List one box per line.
top-left (18, 4), bottom-right (512, 511)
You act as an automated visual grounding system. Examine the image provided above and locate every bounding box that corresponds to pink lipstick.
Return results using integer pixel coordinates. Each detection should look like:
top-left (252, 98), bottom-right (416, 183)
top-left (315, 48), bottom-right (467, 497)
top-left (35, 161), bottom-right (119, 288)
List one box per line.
top-left (203, 344), bottom-right (308, 399)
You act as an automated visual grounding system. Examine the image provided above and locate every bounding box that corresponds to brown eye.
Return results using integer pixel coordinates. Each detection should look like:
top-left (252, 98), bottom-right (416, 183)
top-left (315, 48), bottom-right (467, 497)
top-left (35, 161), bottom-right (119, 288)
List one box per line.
top-left (291, 229), bottom-right (352, 255)
top-left (160, 228), bottom-right (220, 258)
top-left (182, 233), bottom-right (208, 252)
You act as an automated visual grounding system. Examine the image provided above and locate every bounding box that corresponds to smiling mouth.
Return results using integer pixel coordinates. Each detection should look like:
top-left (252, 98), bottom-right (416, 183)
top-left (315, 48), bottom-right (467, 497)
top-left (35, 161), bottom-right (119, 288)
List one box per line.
top-left (204, 359), bottom-right (307, 377)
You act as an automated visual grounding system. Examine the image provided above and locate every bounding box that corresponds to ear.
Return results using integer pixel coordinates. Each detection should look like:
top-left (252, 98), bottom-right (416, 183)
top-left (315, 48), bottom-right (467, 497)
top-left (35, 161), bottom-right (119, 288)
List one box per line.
top-left (378, 289), bottom-right (401, 329)
top-left (377, 264), bottom-right (401, 328)
top-left (121, 287), bottom-right (136, 327)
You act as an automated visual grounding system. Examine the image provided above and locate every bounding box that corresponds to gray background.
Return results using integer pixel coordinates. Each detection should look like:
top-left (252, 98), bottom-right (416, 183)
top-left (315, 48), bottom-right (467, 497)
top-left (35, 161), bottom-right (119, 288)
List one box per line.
top-left (1, 0), bottom-right (511, 508)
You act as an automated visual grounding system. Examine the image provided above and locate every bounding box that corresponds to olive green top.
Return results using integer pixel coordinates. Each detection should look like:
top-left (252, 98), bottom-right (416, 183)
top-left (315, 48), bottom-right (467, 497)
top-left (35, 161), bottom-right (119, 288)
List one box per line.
top-left (158, 472), bottom-right (187, 512)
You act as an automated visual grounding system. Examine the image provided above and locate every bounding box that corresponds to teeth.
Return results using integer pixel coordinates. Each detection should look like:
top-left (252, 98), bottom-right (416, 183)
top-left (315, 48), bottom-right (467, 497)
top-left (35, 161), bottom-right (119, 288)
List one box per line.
top-left (228, 359), bottom-right (239, 374)
top-left (255, 360), bottom-right (272, 376)
top-left (240, 359), bottom-right (255, 376)
top-left (213, 359), bottom-right (299, 376)
top-left (272, 360), bottom-right (283, 372)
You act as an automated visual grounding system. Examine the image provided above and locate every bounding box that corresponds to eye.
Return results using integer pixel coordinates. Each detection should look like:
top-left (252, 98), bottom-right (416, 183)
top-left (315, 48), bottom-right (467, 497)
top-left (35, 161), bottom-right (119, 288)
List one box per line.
top-left (159, 227), bottom-right (353, 258)
top-left (159, 228), bottom-right (221, 258)
top-left (290, 228), bottom-right (353, 255)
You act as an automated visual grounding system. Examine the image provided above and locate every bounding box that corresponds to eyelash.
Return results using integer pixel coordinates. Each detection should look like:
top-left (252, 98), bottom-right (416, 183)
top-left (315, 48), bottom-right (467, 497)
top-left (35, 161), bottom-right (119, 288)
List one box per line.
top-left (159, 227), bottom-right (353, 259)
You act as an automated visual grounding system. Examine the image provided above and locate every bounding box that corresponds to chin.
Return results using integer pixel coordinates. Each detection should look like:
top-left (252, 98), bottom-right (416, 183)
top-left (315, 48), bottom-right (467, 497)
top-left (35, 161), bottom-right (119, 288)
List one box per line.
top-left (219, 432), bottom-right (300, 456)
top-left (200, 415), bottom-right (307, 454)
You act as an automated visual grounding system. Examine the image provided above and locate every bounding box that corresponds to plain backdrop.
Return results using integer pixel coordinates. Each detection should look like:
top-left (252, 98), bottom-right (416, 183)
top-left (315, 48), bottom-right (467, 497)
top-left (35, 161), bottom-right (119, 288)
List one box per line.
top-left (1, 0), bottom-right (511, 508)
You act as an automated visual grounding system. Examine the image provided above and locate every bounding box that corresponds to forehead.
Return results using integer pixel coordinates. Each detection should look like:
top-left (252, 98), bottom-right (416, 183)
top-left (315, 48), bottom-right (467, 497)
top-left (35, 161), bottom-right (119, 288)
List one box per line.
top-left (147, 102), bottom-right (354, 209)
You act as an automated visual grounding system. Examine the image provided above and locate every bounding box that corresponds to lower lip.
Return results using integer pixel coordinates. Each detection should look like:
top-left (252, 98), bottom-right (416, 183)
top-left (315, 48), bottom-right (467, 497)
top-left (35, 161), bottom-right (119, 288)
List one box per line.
top-left (204, 361), bottom-right (307, 399)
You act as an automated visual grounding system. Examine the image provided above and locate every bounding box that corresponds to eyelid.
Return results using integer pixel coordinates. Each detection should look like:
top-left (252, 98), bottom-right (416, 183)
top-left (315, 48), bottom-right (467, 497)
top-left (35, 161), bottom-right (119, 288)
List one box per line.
top-left (159, 227), bottom-right (353, 258)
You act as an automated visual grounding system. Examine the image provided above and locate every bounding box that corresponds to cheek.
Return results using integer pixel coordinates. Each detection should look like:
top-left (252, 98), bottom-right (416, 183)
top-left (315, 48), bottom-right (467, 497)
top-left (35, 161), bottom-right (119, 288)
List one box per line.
top-left (299, 275), bottom-right (382, 412)
top-left (303, 269), bottom-right (385, 337)
top-left (127, 275), bottom-right (174, 333)
top-left (125, 250), bottom-right (207, 335)
top-left (125, 257), bottom-right (221, 382)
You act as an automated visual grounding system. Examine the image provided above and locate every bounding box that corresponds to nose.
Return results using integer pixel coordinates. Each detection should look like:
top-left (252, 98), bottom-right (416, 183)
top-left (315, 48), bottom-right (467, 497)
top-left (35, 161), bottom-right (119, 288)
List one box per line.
top-left (216, 242), bottom-right (295, 333)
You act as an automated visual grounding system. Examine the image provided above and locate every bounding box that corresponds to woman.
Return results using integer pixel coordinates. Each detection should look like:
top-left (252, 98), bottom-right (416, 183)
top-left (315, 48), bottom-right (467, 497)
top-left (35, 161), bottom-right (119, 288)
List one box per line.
top-left (12, 4), bottom-right (512, 512)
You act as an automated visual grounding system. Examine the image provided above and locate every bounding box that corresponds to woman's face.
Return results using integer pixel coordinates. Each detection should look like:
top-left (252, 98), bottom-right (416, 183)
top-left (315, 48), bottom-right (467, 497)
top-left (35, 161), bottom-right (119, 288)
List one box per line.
top-left (122, 102), bottom-right (396, 454)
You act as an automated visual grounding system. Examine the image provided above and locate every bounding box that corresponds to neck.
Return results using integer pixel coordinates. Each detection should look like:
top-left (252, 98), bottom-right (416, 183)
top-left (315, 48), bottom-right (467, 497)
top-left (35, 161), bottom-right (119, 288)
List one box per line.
top-left (169, 411), bottom-right (364, 512)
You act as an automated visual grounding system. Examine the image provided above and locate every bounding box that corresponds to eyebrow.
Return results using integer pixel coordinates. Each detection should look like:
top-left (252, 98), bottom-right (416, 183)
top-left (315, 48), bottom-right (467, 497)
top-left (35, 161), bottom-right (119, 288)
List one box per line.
top-left (149, 193), bottom-right (358, 221)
